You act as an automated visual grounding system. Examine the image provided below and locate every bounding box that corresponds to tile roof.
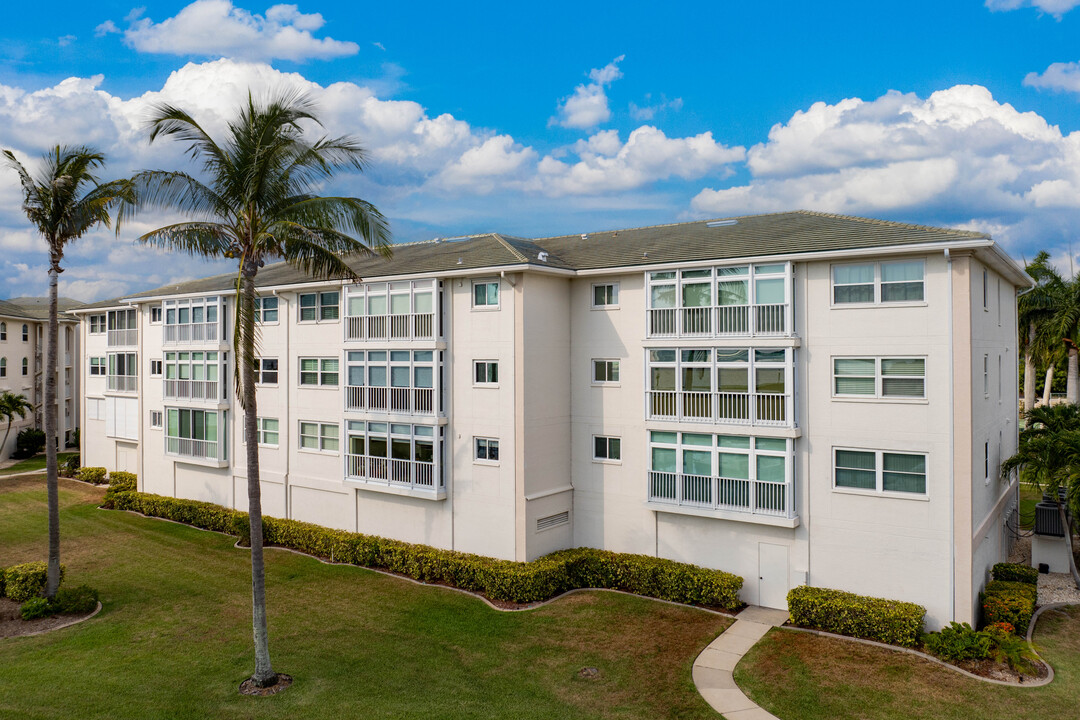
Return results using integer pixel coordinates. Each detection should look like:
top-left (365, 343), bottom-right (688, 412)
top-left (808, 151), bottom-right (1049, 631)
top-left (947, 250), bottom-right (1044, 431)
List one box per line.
top-left (0, 297), bottom-right (84, 320)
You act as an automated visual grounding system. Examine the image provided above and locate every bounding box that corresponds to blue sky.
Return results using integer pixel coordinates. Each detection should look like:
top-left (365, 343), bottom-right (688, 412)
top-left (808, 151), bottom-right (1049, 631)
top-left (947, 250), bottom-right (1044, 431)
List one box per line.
top-left (1, 0), bottom-right (1080, 300)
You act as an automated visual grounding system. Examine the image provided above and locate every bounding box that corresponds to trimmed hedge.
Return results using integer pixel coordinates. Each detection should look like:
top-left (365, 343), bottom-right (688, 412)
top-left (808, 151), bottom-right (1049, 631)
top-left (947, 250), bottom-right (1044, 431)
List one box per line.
top-left (106, 490), bottom-right (744, 608)
top-left (992, 562), bottom-right (1039, 585)
top-left (107, 471), bottom-right (137, 492)
top-left (787, 585), bottom-right (925, 647)
top-left (18, 585), bottom-right (99, 620)
top-left (982, 580), bottom-right (1037, 634)
top-left (75, 467), bottom-right (107, 485)
top-left (3, 561), bottom-right (66, 602)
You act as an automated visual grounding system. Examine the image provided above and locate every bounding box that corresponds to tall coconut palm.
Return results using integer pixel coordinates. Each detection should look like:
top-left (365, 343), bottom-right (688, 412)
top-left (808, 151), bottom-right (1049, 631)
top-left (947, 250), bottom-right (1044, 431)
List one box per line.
top-left (131, 91), bottom-right (391, 688)
top-left (3, 146), bottom-right (132, 598)
top-left (1020, 252), bottom-right (1063, 413)
top-left (0, 390), bottom-right (33, 458)
top-left (1053, 273), bottom-right (1080, 404)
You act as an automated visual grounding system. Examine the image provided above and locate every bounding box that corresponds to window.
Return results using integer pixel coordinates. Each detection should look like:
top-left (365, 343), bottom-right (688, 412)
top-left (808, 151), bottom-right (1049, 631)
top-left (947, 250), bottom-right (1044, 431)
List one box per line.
top-left (150, 360), bottom-right (163, 376)
top-left (833, 448), bottom-right (926, 495)
top-left (593, 436), bottom-right (621, 462)
top-left (832, 260), bottom-right (924, 304)
top-left (90, 357), bottom-right (106, 376)
top-left (475, 437), bottom-right (499, 462)
top-left (257, 296), bottom-right (278, 323)
top-left (647, 263), bottom-right (790, 336)
top-left (162, 297), bottom-right (221, 344)
top-left (592, 283), bottom-right (619, 308)
top-left (163, 351), bottom-right (224, 401)
top-left (1, 358), bottom-right (6, 377)
top-left (257, 358), bottom-right (278, 385)
top-left (0, 322), bottom-right (6, 340)
top-left (256, 418), bottom-right (279, 446)
top-left (87, 397), bottom-right (104, 421)
top-left (472, 281), bottom-right (499, 308)
top-left (165, 408), bottom-right (226, 460)
top-left (984, 441), bottom-right (990, 484)
top-left (21, 324), bottom-right (28, 342)
top-left (833, 357), bottom-right (925, 398)
top-left (298, 291), bottom-right (339, 322)
top-left (108, 352), bottom-right (138, 392)
top-left (299, 357), bottom-right (338, 387)
top-left (592, 359), bottom-right (620, 384)
top-left (997, 354), bottom-right (1002, 402)
top-left (345, 422), bottom-right (439, 487)
top-left (983, 354), bottom-right (989, 397)
top-left (21, 358), bottom-right (27, 376)
top-left (983, 269), bottom-right (989, 311)
top-left (89, 315), bottom-right (105, 334)
top-left (150, 411), bottom-right (163, 429)
top-left (299, 421), bottom-right (338, 452)
top-left (474, 360), bottom-right (498, 384)
top-left (150, 306), bottom-right (162, 324)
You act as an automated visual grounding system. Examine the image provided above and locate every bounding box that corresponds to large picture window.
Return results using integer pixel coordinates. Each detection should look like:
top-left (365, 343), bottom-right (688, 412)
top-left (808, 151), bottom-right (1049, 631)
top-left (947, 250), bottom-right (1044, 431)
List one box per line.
top-left (346, 421), bottom-right (440, 489)
top-left (165, 408), bottom-right (226, 461)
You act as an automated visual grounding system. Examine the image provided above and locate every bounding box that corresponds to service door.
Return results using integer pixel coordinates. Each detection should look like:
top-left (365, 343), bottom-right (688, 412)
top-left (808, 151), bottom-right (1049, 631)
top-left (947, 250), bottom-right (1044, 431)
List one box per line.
top-left (758, 542), bottom-right (789, 609)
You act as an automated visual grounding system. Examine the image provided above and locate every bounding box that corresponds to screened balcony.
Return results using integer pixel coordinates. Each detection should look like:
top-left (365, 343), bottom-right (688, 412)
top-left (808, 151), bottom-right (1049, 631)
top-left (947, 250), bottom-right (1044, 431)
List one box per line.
top-left (164, 408), bottom-right (227, 463)
top-left (344, 350), bottom-right (439, 417)
top-left (162, 297), bottom-right (223, 345)
top-left (106, 309), bottom-right (138, 347)
top-left (163, 351), bottom-right (227, 403)
top-left (345, 421), bottom-right (443, 496)
top-left (345, 280), bottom-right (439, 342)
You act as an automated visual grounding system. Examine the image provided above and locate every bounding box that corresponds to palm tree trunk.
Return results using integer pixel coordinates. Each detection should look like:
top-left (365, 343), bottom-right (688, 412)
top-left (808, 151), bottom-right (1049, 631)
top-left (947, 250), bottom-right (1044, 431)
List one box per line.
top-left (1044, 365), bottom-right (1055, 405)
top-left (1024, 323), bottom-right (1036, 414)
top-left (242, 265), bottom-right (275, 687)
top-left (1069, 343), bottom-right (1079, 405)
top-left (44, 248), bottom-right (60, 598)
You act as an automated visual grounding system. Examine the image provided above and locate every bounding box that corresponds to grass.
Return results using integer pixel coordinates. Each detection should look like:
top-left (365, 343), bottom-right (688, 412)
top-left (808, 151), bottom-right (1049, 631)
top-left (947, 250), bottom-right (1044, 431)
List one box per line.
top-left (734, 609), bottom-right (1080, 720)
top-left (1020, 483), bottom-right (1041, 529)
top-left (0, 475), bottom-right (729, 720)
top-left (0, 451), bottom-right (77, 475)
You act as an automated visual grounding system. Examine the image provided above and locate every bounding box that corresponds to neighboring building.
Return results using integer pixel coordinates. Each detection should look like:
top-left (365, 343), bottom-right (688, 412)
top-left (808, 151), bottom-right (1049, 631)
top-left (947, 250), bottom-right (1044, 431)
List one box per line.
top-left (0, 297), bottom-right (82, 459)
top-left (74, 211), bottom-right (1031, 628)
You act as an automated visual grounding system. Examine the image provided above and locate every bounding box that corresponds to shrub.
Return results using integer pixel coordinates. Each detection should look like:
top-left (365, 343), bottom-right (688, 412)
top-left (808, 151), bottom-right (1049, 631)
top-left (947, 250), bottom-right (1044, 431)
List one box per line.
top-left (61, 454), bottom-right (81, 477)
top-left (75, 466), bottom-right (107, 485)
top-left (787, 585), bottom-right (925, 647)
top-left (982, 624), bottom-right (1039, 673)
top-left (3, 561), bottom-right (65, 602)
top-left (19, 597), bottom-right (52, 620)
top-left (982, 580), bottom-right (1036, 634)
top-left (992, 562), bottom-right (1039, 585)
top-left (51, 585), bottom-right (99, 614)
top-left (107, 471), bottom-right (137, 492)
top-left (0, 567), bottom-right (5, 597)
top-left (12, 428), bottom-right (45, 459)
top-left (924, 622), bottom-right (991, 662)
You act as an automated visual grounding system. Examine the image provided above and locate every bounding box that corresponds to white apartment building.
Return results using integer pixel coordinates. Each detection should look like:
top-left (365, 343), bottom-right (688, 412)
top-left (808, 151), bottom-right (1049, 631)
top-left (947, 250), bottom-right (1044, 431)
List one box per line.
top-left (0, 297), bottom-right (81, 459)
top-left (75, 211), bottom-right (1031, 628)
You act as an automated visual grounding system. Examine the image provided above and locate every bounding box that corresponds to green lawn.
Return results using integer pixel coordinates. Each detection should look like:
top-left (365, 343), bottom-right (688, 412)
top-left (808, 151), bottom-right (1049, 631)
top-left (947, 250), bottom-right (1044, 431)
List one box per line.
top-left (734, 610), bottom-right (1080, 720)
top-left (0, 452), bottom-right (77, 475)
top-left (1020, 483), bottom-right (1041, 529)
top-left (0, 476), bottom-right (728, 720)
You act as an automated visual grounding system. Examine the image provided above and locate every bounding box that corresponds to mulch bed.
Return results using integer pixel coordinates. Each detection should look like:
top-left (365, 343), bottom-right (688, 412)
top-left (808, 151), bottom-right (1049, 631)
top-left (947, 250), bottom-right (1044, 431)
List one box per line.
top-left (239, 673), bottom-right (293, 696)
top-left (0, 597), bottom-right (97, 639)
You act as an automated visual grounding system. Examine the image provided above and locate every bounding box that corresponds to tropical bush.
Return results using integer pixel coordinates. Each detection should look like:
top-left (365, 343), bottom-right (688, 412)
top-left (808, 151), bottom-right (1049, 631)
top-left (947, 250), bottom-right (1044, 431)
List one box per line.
top-left (923, 622), bottom-right (991, 661)
top-left (3, 561), bottom-right (65, 602)
top-left (992, 562), bottom-right (1039, 585)
top-left (75, 466), bottom-right (107, 485)
top-left (50, 585), bottom-right (99, 614)
top-left (19, 597), bottom-right (51, 620)
top-left (60, 453), bottom-right (80, 477)
top-left (786, 585), bottom-right (926, 647)
top-left (12, 428), bottom-right (45, 459)
top-left (107, 471), bottom-right (137, 492)
top-left (982, 580), bottom-right (1037, 634)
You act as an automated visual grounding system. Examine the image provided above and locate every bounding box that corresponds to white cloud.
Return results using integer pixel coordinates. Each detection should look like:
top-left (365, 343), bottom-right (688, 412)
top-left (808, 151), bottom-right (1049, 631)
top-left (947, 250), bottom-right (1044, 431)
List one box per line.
top-left (57, 35), bottom-right (76, 47)
top-left (95, 20), bottom-right (120, 37)
top-left (629, 94), bottom-right (683, 121)
top-left (1024, 61), bottom-right (1080, 93)
top-left (112, 0), bottom-right (359, 61)
top-left (985, 0), bottom-right (1080, 18)
top-left (551, 55), bottom-right (625, 130)
top-left (433, 135), bottom-right (537, 193)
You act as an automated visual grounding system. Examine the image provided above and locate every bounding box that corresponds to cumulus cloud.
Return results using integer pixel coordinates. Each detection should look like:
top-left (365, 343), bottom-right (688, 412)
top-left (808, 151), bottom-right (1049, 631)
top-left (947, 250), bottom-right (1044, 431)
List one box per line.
top-left (550, 55), bottom-right (625, 129)
top-left (107, 0), bottom-right (359, 61)
top-left (629, 94), bottom-right (683, 121)
top-left (94, 20), bottom-right (120, 37)
top-left (1024, 61), bottom-right (1080, 93)
top-left (985, 0), bottom-right (1080, 18)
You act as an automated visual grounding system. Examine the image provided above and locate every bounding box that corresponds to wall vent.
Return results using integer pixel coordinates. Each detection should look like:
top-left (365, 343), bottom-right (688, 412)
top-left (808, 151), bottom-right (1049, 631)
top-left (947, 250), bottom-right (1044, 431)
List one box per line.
top-left (537, 511), bottom-right (569, 532)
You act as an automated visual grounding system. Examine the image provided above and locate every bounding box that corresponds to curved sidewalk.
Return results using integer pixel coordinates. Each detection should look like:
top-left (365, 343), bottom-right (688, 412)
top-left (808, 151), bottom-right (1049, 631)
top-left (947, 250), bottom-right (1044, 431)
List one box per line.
top-left (692, 606), bottom-right (788, 719)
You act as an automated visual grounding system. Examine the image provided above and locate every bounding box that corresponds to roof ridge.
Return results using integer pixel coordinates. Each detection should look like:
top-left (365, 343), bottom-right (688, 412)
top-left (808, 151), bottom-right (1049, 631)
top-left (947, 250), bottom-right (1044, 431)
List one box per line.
top-left (528, 210), bottom-right (803, 241)
top-left (792, 210), bottom-right (988, 239)
top-left (491, 233), bottom-right (530, 263)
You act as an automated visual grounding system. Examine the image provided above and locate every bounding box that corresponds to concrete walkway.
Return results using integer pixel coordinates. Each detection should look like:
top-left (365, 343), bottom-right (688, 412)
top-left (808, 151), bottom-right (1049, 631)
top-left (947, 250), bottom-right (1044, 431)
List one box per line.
top-left (692, 606), bottom-right (789, 719)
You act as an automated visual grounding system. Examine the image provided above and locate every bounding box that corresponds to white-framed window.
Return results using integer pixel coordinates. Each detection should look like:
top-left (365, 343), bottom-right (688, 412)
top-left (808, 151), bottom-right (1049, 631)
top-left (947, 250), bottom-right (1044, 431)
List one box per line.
top-left (1, 357), bottom-right (7, 377)
top-left (832, 260), bottom-right (924, 304)
top-left (593, 435), bottom-right (621, 462)
top-left (163, 351), bottom-right (225, 401)
top-left (833, 448), bottom-right (926, 496)
top-left (475, 437), bottom-right (499, 462)
top-left (150, 410), bottom-right (163, 429)
top-left (256, 417), bottom-right (279, 446)
top-left (21, 324), bottom-right (28, 342)
top-left (592, 359), bottom-right (620, 384)
top-left (832, 357), bottom-right (925, 399)
top-left (299, 421), bottom-right (338, 452)
top-left (150, 359), bottom-right (163, 376)
top-left (87, 397), bottom-right (105, 421)
top-left (257, 296), bottom-right (279, 323)
top-left (150, 306), bottom-right (162, 324)
top-left (89, 315), bottom-right (105, 334)
top-left (345, 422), bottom-right (439, 487)
top-left (474, 360), bottom-right (499, 385)
top-left (257, 358), bottom-right (278, 385)
top-left (472, 281), bottom-right (500, 308)
top-left (982, 268), bottom-right (989, 311)
top-left (21, 358), bottom-right (27, 376)
top-left (591, 283), bottom-right (619, 308)
top-left (299, 357), bottom-right (339, 387)
top-left (0, 322), bottom-right (6, 340)
top-left (107, 352), bottom-right (138, 392)
top-left (89, 357), bottom-right (106, 376)
top-left (298, 291), bottom-right (339, 322)
top-left (983, 354), bottom-right (989, 397)
top-left (165, 408), bottom-right (226, 461)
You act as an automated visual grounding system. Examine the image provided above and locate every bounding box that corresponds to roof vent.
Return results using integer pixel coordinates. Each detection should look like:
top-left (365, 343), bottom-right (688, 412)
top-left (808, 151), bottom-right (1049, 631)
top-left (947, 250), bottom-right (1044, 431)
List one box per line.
top-left (581, 233), bottom-right (589, 240)
top-left (706, 219), bottom-right (738, 228)
top-left (456, 257), bottom-right (463, 265)
top-left (537, 251), bottom-right (548, 262)
top-left (432, 237), bottom-right (442, 243)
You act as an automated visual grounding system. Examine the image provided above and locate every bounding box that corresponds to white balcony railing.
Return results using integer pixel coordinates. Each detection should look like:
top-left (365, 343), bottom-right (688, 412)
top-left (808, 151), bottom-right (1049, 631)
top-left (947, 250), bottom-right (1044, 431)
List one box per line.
top-left (107, 329), bottom-right (138, 347)
top-left (346, 454), bottom-right (436, 490)
top-left (166, 437), bottom-right (220, 461)
top-left (646, 390), bottom-right (790, 427)
top-left (164, 379), bottom-right (221, 402)
top-left (648, 471), bottom-right (794, 518)
top-left (106, 375), bottom-right (138, 393)
top-left (345, 386), bottom-right (436, 415)
top-left (345, 313), bottom-right (435, 342)
top-left (646, 304), bottom-right (790, 339)
top-left (163, 323), bottom-right (220, 345)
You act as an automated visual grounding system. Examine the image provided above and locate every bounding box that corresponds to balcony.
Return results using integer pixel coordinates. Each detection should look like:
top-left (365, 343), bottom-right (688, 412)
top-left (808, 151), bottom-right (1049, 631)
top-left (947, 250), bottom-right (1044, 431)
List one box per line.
top-left (107, 329), bottom-right (138, 347)
top-left (345, 386), bottom-right (436, 416)
top-left (164, 379), bottom-right (222, 402)
top-left (166, 437), bottom-right (221, 461)
top-left (346, 454), bottom-right (438, 492)
top-left (647, 304), bottom-right (789, 339)
top-left (646, 390), bottom-right (791, 427)
top-left (345, 313), bottom-right (435, 342)
top-left (164, 323), bottom-right (220, 345)
top-left (648, 471), bottom-right (795, 520)
top-left (106, 375), bottom-right (137, 393)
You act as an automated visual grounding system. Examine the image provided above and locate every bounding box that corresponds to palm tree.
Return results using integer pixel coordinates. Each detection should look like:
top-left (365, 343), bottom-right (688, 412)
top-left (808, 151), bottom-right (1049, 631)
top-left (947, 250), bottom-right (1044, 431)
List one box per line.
top-left (1020, 252), bottom-right (1063, 413)
top-left (3, 146), bottom-right (132, 598)
top-left (1002, 403), bottom-right (1080, 500)
top-left (1052, 273), bottom-right (1080, 404)
top-left (131, 90), bottom-right (391, 688)
top-left (0, 391), bottom-right (33, 458)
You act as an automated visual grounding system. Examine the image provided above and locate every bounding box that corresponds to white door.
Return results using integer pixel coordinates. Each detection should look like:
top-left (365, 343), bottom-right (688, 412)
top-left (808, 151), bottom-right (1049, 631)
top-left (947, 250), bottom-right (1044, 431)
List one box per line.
top-left (758, 543), bottom-right (789, 609)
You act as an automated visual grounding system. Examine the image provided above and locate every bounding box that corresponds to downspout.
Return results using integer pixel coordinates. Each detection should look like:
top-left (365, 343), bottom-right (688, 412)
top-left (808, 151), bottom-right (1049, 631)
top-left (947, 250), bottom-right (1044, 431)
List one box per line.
top-left (500, 270), bottom-right (516, 288)
top-left (946, 248), bottom-right (955, 622)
